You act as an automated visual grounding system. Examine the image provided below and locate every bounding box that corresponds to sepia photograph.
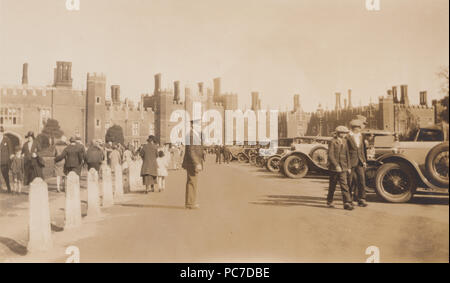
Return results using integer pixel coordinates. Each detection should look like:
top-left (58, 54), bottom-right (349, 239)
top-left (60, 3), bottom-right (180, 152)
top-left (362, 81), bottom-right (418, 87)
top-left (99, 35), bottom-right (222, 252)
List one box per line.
top-left (0, 0), bottom-right (448, 268)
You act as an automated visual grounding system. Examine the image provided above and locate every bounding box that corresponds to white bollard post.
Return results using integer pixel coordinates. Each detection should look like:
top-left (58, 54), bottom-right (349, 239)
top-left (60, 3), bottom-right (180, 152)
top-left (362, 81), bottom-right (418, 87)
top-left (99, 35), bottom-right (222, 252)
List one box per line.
top-left (114, 164), bottom-right (124, 201)
top-left (128, 161), bottom-right (135, 191)
top-left (102, 166), bottom-right (114, 207)
top-left (28, 178), bottom-right (52, 252)
top-left (86, 168), bottom-right (102, 220)
top-left (65, 172), bottom-right (82, 230)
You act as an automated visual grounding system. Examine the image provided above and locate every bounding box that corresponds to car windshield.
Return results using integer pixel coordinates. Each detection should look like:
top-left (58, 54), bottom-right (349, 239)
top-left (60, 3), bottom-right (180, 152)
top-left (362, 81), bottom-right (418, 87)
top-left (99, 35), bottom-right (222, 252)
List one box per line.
top-left (416, 129), bottom-right (444, 141)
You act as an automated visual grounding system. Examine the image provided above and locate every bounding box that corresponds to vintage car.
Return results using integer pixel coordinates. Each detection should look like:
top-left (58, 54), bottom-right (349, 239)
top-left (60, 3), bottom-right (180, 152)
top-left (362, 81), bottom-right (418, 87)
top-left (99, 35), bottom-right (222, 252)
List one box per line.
top-left (372, 123), bottom-right (449, 203)
top-left (253, 138), bottom-right (294, 171)
top-left (228, 145), bottom-right (259, 163)
top-left (279, 136), bottom-right (332, 179)
top-left (259, 147), bottom-right (292, 172)
top-left (279, 131), bottom-right (397, 180)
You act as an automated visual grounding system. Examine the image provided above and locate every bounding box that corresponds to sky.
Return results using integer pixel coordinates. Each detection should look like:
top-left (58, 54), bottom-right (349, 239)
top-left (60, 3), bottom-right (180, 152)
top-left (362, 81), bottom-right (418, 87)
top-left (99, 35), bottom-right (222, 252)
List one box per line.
top-left (0, 0), bottom-right (448, 112)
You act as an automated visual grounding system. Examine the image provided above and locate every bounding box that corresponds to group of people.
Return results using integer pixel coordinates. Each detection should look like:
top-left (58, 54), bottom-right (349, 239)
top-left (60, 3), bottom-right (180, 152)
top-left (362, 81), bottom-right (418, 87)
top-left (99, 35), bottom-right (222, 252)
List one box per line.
top-left (140, 119), bottom-right (205, 209)
top-left (0, 121), bottom-right (204, 210)
top-left (0, 128), bottom-right (45, 195)
top-left (326, 119), bottom-right (369, 211)
top-left (214, 145), bottom-right (232, 164)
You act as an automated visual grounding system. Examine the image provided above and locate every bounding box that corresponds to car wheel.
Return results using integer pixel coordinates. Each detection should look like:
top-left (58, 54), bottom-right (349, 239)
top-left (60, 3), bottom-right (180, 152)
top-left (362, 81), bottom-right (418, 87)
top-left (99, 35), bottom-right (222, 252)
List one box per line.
top-left (283, 155), bottom-right (309, 179)
top-left (237, 153), bottom-right (248, 163)
top-left (365, 165), bottom-right (377, 193)
top-left (425, 142), bottom-right (449, 187)
top-left (309, 146), bottom-right (328, 170)
top-left (266, 156), bottom-right (281, 173)
top-left (375, 163), bottom-right (417, 203)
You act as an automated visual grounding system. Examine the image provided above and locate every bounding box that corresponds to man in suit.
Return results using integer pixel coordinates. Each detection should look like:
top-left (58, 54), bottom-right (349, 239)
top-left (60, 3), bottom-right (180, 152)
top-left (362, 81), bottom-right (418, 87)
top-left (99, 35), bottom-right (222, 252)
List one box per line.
top-left (140, 135), bottom-right (158, 193)
top-left (0, 127), bottom-right (14, 193)
top-left (346, 119), bottom-right (368, 207)
top-left (327, 126), bottom-right (353, 210)
top-left (22, 131), bottom-right (44, 186)
top-left (182, 119), bottom-right (205, 209)
top-left (54, 137), bottom-right (85, 176)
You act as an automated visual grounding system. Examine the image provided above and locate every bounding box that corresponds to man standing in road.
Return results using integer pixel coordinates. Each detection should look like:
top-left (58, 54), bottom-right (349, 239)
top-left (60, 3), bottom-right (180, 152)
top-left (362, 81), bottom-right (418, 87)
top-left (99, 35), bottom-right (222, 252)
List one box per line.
top-left (0, 127), bottom-right (13, 193)
top-left (183, 119), bottom-right (204, 209)
top-left (327, 126), bottom-right (353, 210)
top-left (346, 119), bottom-right (368, 207)
top-left (55, 137), bottom-right (85, 176)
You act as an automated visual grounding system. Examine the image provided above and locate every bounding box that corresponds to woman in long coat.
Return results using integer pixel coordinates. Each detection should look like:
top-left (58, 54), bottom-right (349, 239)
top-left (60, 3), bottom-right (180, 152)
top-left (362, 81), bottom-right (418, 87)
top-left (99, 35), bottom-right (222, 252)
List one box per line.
top-left (22, 131), bottom-right (44, 186)
top-left (140, 135), bottom-right (158, 193)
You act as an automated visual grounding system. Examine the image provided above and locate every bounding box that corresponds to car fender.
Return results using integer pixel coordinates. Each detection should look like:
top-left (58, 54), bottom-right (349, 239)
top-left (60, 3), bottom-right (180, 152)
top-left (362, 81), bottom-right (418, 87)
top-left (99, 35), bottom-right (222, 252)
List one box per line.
top-left (284, 151), bottom-right (328, 172)
top-left (376, 153), bottom-right (445, 189)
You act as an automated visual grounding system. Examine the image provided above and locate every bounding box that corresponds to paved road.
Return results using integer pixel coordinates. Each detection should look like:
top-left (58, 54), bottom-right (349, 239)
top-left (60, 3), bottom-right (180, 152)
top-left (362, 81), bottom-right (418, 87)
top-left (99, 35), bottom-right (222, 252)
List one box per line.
top-left (2, 156), bottom-right (449, 263)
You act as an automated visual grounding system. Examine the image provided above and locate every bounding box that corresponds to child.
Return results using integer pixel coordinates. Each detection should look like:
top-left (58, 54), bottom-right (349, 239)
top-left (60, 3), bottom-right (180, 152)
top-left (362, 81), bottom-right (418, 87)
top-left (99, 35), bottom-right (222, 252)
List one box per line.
top-left (10, 147), bottom-right (24, 195)
top-left (156, 150), bottom-right (169, 192)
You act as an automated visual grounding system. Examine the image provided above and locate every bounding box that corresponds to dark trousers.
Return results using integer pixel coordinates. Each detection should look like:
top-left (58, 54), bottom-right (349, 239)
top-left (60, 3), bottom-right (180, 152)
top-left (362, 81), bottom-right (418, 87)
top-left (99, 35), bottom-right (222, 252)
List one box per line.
top-left (87, 162), bottom-right (101, 172)
top-left (65, 166), bottom-right (82, 177)
top-left (350, 165), bottom-right (366, 202)
top-left (185, 168), bottom-right (199, 207)
top-left (1, 165), bottom-right (11, 192)
top-left (215, 153), bottom-right (222, 164)
top-left (327, 171), bottom-right (352, 204)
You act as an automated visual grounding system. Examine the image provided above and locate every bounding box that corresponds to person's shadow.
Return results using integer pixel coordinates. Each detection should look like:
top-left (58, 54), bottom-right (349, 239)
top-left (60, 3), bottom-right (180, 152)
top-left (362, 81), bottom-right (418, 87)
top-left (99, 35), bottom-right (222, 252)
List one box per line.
top-left (250, 195), bottom-right (338, 209)
top-left (0, 237), bottom-right (28, 256)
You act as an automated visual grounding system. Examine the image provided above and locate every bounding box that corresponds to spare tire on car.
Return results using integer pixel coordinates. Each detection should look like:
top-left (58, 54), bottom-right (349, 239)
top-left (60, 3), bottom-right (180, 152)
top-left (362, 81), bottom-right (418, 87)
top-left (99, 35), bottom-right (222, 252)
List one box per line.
top-left (425, 142), bottom-right (449, 187)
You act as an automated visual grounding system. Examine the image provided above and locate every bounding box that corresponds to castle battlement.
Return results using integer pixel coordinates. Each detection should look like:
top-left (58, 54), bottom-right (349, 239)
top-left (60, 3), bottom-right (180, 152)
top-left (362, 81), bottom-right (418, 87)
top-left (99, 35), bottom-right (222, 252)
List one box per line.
top-left (394, 104), bottom-right (432, 110)
top-left (87, 72), bottom-right (106, 82)
top-left (0, 85), bottom-right (53, 97)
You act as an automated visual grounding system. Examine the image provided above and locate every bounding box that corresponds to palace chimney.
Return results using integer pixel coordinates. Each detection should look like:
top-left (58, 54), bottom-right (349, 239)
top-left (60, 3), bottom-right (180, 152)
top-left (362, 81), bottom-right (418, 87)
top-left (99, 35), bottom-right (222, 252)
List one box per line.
top-left (400, 85), bottom-right (409, 106)
top-left (392, 86), bottom-right (399, 103)
top-left (154, 73), bottom-right (161, 95)
top-left (293, 94), bottom-right (300, 112)
top-left (420, 91), bottom-right (428, 106)
top-left (213, 77), bottom-right (221, 102)
top-left (174, 81), bottom-right (180, 103)
top-left (22, 63), bottom-right (29, 85)
top-left (347, 89), bottom-right (352, 109)
top-left (198, 82), bottom-right (204, 95)
top-left (251, 92), bottom-right (260, 111)
top-left (335, 92), bottom-right (342, 111)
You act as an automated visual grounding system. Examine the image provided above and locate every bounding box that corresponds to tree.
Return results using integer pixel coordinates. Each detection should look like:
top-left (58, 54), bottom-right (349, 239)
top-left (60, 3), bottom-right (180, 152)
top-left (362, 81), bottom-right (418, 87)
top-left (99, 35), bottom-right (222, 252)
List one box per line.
top-left (437, 66), bottom-right (449, 123)
top-left (42, 119), bottom-right (64, 145)
top-left (105, 124), bottom-right (125, 145)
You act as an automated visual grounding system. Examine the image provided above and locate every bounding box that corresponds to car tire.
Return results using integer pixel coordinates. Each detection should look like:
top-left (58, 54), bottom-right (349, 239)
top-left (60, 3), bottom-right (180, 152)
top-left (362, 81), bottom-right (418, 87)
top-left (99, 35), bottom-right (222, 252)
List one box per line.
top-left (425, 142), bottom-right (449, 187)
top-left (283, 155), bottom-right (309, 179)
top-left (237, 153), bottom-right (248, 163)
top-left (266, 156), bottom-right (281, 173)
top-left (375, 162), bottom-right (417, 203)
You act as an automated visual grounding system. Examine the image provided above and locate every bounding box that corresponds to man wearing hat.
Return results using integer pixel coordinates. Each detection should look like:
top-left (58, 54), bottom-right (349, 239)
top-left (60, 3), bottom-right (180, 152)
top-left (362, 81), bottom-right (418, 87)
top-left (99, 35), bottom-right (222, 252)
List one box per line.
top-left (140, 135), bottom-right (158, 193)
top-left (346, 119), bottom-right (368, 207)
top-left (55, 137), bottom-right (85, 176)
top-left (182, 119), bottom-right (205, 209)
top-left (22, 131), bottom-right (44, 186)
top-left (0, 126), bottom-right (14, 193)
top-left (327, 126), bottom-right (353, 210)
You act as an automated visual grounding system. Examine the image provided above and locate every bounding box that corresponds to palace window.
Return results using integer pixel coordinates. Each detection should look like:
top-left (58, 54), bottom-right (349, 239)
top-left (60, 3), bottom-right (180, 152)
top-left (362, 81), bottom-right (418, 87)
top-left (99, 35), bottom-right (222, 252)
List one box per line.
top-left (40, 109), bottom-right (51, 130)
top-left (0, 107), bottom-right (22, 126)
top-left (96, 96), bottom-right (101, 104)
top-left (132, 122), bottom-right (140, 136)
top-left (96, 119), bottom-right (101, 128)
top-left (149, 123), bottom-right (154, 135)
